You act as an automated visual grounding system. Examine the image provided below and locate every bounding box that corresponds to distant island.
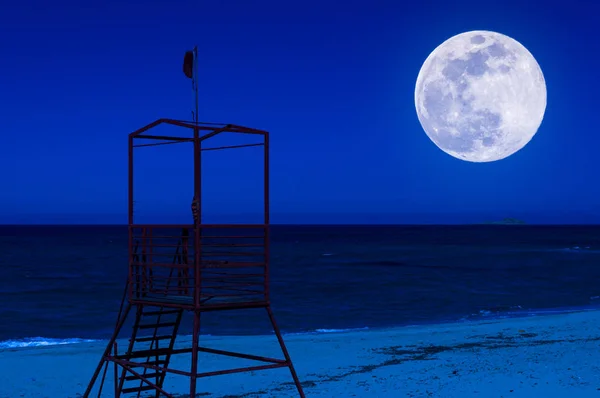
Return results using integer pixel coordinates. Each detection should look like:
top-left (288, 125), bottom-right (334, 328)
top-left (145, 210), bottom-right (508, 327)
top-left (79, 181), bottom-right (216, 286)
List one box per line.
top-left (482, 217), bottom-right (527, 225)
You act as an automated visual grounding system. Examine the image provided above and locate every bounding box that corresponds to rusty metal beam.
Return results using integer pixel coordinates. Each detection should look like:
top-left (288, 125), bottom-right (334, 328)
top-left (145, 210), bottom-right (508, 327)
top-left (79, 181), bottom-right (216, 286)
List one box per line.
top-left (201, 143), bottom-right (264, 152)
top-left (133, 139), bottom-right (193, 148)
top-left (135, 134), bottom-right (191, 141)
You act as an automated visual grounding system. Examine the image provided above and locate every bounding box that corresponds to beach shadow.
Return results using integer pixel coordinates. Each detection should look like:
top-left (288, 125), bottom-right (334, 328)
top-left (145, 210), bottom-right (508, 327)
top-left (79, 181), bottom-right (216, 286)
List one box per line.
top-left (313, 331), bottom-right (600, 385)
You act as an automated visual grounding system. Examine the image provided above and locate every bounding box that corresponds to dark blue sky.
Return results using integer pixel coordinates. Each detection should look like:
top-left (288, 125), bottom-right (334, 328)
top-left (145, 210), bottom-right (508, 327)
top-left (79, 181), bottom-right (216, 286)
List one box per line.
top-left (2, 0), bottom-right (599, 224)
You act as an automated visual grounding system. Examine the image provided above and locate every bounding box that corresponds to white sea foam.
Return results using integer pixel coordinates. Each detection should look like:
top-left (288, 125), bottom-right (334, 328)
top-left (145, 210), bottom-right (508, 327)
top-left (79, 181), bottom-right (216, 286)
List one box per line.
top-left (283, 327), bottom-right (370, 336)
top-left (0, 337), bottom-right (97, 349)
top-left (314, 327), bottom-right (369, 333)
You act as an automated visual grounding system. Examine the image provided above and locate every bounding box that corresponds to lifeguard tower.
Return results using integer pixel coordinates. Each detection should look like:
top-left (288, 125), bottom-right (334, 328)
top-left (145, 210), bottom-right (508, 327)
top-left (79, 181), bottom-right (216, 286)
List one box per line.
top-left (83, 47), bottom-right (305, 397)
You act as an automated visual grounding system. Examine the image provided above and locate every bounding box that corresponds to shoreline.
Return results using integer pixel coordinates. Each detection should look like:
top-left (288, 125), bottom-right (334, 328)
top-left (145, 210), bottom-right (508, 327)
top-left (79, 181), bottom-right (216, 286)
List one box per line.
top-left (3, 304), bottom-right (600, 349)
top-left (3, 309), bottom-right (600, 397)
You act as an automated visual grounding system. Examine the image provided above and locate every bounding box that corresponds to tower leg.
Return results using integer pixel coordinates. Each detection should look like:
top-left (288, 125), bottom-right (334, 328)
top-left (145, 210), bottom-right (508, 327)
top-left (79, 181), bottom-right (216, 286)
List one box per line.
top-left (83, 303), bottom-right (133, 398)
top-left (190, 310), bottom-right (201, 397)
top-left (266, 306), bottom-right (305, 398)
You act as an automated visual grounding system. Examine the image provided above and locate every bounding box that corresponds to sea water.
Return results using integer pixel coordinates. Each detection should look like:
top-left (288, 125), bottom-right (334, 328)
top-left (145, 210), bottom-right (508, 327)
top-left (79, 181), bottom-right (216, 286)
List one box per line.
top-left (1, 224), bottom-right (599, 349)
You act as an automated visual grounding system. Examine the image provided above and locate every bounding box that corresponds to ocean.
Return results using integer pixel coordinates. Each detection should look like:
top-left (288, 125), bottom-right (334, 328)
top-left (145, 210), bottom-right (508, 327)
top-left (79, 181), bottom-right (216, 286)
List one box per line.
top-left (1, 224), bottom-right (600, 349)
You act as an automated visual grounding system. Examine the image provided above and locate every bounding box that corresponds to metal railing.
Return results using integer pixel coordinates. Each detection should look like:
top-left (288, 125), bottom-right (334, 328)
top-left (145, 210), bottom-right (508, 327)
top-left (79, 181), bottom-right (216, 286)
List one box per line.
top-left (128, 224), bottom-right (268, 307)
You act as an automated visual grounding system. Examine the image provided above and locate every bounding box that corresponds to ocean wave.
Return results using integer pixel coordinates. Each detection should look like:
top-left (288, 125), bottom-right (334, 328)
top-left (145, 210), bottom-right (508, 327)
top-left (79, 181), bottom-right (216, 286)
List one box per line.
top-left (313, 327), bottom-right (369, 333)
top-left (346, 260), bottom-right (490, 271)
top-left (0, 328), bottom-right (373, 349)
top-left (460, 304), bottom-right (600, 322)
top-left (556, 246), bottom-right (600, 253)
top-left (0, 337), bottom-right (97, 349)
top-left (283, 327), bottom-right (369, 336)
top-left (347, 260), bottom-right (409, 267)
top-left (517, 246), bottom-right (600, 253)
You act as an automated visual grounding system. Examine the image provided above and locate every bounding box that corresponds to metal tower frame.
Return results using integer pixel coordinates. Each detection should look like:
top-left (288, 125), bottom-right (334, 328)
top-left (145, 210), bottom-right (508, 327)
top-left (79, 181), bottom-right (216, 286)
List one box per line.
top-left (82, 119), bottom-right (305, 397)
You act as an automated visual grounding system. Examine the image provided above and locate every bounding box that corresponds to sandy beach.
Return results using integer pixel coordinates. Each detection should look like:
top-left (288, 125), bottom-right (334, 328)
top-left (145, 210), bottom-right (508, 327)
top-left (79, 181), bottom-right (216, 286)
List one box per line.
top-left (2, 310), bottom-right (600, 397)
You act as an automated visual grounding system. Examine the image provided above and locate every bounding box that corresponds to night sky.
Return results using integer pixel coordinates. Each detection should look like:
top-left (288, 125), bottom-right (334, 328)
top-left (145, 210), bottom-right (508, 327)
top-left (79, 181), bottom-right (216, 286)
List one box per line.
top-left (2, 0), bottom-right (599, 224)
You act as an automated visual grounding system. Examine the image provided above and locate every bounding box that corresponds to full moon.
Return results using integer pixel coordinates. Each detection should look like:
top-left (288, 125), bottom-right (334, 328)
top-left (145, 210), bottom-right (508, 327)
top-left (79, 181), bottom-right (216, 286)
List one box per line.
top-left (414, 30), bottom-right (547, 162)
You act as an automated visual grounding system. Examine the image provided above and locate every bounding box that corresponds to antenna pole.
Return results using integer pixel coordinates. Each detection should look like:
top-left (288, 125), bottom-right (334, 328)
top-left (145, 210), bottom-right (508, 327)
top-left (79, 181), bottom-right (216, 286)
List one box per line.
top-left (193, 45), bottom-right (199, 126)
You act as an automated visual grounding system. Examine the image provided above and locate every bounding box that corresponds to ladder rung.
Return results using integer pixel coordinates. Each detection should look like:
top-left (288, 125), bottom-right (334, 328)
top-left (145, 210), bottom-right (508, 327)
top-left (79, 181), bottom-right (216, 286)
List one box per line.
top-left (121, 385), bottom-right (155, 394)
top-left (124, 372), bottom-right (162, 381)
top-left (138, 322), bottom-right (177, 329)
top-left (142, 309), bottom-right (181, 316)
top-left (133, 335), bottom-right (173, 343)
top-left (120, 348), bottom-right (171, 359)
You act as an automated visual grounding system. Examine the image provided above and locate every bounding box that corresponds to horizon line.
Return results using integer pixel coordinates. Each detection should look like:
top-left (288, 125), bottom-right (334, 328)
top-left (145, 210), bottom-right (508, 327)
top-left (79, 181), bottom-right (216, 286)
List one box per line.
top-left (2, 222), bottom-right (600, 227)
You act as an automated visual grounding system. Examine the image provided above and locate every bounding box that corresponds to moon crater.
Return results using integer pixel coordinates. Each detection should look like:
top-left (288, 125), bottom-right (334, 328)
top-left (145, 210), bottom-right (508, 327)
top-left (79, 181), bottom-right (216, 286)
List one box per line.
top-left (415, 30), bottom-right (547, 162)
